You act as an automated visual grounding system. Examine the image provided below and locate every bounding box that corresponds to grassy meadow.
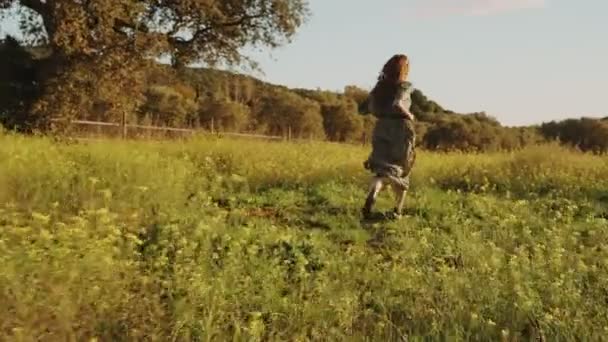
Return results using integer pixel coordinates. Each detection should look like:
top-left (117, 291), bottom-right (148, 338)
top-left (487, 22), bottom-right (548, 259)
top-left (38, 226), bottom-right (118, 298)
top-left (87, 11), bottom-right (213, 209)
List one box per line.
top-left (1, 132), bottom-right (608, 341)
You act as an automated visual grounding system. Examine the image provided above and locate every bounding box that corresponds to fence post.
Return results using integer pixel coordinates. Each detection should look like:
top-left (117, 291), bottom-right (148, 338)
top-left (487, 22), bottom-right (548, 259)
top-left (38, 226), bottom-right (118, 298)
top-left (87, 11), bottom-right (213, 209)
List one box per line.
top-left (288, 126), bottom-right (292, 141)
top-left (211, 117), bottom-right (215, 134)
top-left (121, 112), bottom-right (127, 139)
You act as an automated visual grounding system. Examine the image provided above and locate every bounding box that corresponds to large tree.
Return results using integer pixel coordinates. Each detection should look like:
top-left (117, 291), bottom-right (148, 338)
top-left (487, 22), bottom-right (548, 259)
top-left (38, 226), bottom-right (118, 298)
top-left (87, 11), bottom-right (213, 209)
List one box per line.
top-left (0, 36), bottom-right (40, 130)
top-left (0, 0), bottom-right (309, 128)
top-left (1, 0), bottom-right (309, 64)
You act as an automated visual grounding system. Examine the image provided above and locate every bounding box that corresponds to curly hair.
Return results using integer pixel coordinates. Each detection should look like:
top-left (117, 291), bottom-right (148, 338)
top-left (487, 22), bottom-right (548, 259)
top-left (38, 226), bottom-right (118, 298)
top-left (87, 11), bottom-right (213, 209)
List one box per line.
top-left (369, 54), bottom-right (409, 109)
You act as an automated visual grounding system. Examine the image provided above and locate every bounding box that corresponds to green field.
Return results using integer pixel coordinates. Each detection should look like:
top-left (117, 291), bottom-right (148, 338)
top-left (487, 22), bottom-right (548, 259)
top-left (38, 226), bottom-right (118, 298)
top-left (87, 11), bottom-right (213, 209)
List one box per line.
top-left (1, 132), bottom-right (608, 341)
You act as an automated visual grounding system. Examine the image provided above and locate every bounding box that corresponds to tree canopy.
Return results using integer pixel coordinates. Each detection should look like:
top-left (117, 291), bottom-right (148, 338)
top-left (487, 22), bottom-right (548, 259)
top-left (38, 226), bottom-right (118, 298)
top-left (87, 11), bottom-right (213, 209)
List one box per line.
top-left (1, 0), bottom-right (309, 65)
top-left (0, 0), bottom-right (310, 129)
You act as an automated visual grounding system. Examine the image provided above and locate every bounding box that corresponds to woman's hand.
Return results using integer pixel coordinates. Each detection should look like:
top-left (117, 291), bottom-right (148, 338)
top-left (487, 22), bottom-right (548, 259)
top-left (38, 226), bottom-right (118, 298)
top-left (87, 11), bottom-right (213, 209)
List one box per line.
top-left (409, 112), bottom-right (415, 121)
top-left (395, 103), bottom-right (415, 121)
top-left (403, 109), bottom-right (415, 121)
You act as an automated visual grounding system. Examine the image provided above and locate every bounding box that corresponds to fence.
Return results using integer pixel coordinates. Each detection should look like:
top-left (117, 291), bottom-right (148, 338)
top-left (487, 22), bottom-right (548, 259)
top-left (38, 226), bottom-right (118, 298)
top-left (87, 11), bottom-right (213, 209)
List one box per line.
top-left (50, 118), bottom-right (286, 141)
top-left (49, 118), bottom-right (371, 146)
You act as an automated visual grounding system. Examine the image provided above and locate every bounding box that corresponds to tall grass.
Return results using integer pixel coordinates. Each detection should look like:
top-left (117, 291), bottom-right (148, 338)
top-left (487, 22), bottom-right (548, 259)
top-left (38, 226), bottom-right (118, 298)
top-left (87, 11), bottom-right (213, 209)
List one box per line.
top-left (1, 132), bottom-right (607, 340)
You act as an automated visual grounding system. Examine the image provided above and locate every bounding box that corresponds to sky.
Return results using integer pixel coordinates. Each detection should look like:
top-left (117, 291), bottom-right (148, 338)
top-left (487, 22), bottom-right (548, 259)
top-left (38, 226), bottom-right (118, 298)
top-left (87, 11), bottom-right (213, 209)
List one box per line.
top-left (1, 0), bottom-right (606, 126)
top-left (244, 0), bottom-right (608, 126)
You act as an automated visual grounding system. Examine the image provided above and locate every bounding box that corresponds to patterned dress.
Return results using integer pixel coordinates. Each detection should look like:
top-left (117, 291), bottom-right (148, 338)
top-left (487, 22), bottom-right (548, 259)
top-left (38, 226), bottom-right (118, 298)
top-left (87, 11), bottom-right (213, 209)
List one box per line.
top-left (360, 81), bottom-right (416, 191)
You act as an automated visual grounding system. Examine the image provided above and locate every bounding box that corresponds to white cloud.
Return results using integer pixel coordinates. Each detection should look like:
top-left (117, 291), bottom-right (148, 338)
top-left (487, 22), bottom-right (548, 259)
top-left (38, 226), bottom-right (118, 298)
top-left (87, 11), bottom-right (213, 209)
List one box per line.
top-left (410, 0), bottom-right (547, 18)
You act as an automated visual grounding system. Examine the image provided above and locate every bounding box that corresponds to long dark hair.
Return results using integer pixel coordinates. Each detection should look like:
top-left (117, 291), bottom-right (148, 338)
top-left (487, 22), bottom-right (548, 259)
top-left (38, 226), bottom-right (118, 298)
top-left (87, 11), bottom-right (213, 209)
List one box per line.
top-left (369, 54), bottom-right (410, 107)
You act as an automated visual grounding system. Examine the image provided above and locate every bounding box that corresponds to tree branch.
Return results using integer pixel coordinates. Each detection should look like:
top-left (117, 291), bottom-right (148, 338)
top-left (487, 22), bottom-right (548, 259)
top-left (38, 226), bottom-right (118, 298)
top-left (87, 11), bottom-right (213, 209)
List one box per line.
top-left (18, 0), bottom-right (56, 42)
top-left (113, 17), bottom-right (149, 35)
top-left (170, 13), bottom-right (264, 46)
top-left (18, 0), bottom-right (47, 16)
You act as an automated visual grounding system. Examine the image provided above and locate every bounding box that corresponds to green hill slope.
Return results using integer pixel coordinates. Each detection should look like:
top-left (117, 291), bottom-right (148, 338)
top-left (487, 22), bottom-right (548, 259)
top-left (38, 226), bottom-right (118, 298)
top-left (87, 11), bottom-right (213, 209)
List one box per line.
top-left (1, 39), bottom-right (606, 152)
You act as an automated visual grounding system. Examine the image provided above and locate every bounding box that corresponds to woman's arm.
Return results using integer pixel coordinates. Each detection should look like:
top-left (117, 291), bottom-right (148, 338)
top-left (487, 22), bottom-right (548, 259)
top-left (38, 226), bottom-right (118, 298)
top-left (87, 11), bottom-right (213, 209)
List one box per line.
top-left (396, 103), bottom-right (415, 120)
top-left (394, 83), bottom-right (415, 120)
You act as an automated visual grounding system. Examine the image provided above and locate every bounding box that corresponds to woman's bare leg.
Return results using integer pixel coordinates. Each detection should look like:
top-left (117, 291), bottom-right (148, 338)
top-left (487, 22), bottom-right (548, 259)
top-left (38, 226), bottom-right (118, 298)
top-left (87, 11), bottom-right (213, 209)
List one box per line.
top-left (363, 176), bottom-right (384, 218)
top-left (391, 182), bottom-right (407, 217)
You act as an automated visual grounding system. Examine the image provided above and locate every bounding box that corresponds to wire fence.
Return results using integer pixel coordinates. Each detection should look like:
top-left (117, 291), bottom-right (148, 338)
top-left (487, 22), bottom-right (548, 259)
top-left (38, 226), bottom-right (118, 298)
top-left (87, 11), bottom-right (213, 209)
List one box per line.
top-left (49, 118), bottom-right (288, 141)
top-left (48, 118), bottom-right (372, 147)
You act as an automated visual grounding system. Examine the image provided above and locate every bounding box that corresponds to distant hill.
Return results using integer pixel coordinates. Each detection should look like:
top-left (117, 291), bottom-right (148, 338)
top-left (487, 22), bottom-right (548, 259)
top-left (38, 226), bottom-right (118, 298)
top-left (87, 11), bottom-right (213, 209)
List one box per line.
top-left (1, 39), bottom-right (606, 152)
top-left (159, 64), bottom-right (539, 150)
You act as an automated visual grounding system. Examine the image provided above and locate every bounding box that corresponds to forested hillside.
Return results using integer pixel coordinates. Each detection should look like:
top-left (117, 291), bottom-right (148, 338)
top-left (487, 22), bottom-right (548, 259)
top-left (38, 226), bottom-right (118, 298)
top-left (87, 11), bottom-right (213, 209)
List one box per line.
top-left (1, 37), bottom-right (606, 152)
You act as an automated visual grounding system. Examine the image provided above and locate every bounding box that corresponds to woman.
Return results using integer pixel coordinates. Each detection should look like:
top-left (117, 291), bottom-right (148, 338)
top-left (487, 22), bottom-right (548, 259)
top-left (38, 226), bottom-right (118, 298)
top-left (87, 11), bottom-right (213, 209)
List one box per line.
top-left (359, 54), bottom-right (416, 220)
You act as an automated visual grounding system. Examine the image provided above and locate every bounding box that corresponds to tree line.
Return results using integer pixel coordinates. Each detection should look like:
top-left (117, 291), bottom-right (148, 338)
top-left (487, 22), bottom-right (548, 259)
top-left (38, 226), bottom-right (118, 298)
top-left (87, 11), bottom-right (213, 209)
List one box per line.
top-left (0, 0), bottom-right (606, 152)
